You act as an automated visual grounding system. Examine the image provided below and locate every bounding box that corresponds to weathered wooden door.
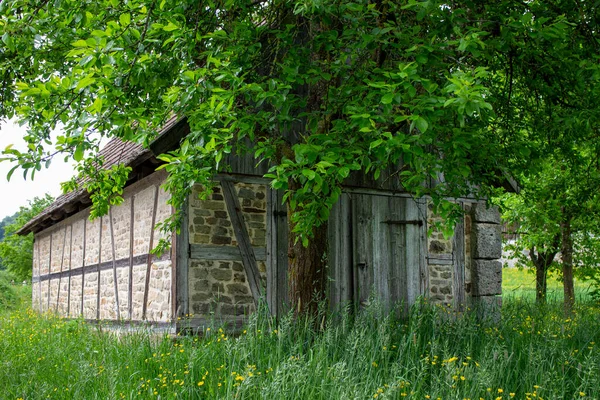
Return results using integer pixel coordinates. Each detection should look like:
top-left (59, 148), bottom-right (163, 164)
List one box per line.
top-left (328, 193), bottom-right (427, 314)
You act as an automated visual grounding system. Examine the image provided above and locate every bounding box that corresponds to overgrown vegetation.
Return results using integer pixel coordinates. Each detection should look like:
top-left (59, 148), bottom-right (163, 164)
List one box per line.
top-left (0, 195), bottom-right (54, 281)
top-left (1, 294), bottom-right (599, 400)
top-left (0, 270), bottom-right (31, 311)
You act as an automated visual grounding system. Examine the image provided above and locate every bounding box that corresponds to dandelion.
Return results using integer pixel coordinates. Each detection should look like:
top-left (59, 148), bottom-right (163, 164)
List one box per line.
top-left (198, 381), bottom-right (204, 386)
top-left (580, 393), bottom-right (585, 397)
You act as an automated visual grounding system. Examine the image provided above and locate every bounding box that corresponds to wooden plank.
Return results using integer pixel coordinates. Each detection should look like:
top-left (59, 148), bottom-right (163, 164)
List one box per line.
top-left (388, 196), bottom-right (408, 314)
top-left (428, 258), bottom-right (454, 265)
top-left (327, 193), bottom-right (353, 311)
top-left (36, 239), bottom-right (42, 313)
top-left (175, 199), bottom-right (189, 319)
top-left (220, 179), bottom-right (263, 305)
top-left (342, 186), bottom-right (480, 204)
top-left (109, 207), bottom-right (121, 320)
top-left (67, 225), bottom-right (73, 316)
top-left (417, 199), bottom-right (429, 299)
top-left (404, 197), bottom-right (425, 307)
top-left (373, 196), bottom-right (391, 312)
top-left (81, 218), bottom-right (86, 317)
top-left (55, 227), bottom-right (68, 312)
top-left (142, 185), bottom-right (160, 320)
top-left (189, 244), bottom-right (266, 261)
top-left (453, 204), bottom-right (466, 311)
top-left (96, 216), bottom-right (102, 320)
top-left (352, 194), bottom-right (373, 309)
top-left (266, 188), bottom-right (289, 317)
top-left (275, 189), bottom-right (289, 315)
top-left (128, 195), bottom-right (135, 320)
top-left (47, 234), bottom-right (52, 311)
top-left (266, 188), bottom-right (276, 315)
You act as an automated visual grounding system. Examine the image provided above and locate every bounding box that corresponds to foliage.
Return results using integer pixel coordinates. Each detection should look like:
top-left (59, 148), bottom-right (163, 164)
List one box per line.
top-left (2, 0), bottom-right (600, 309)
top-left (0, 0), bottom-right (524, 244)
top-left (0, 270), bottom-right (31, 311)
top-left (0, 212), bottom-right (16, 244)
top-left (1, 299), bottom-right (600, 399)
top-left (0, 194), bottom-right (54, 281)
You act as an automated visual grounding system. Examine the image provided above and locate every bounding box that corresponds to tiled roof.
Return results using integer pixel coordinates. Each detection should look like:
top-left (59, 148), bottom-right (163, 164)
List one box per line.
top-left (18, 116), bottom-right (182, 235)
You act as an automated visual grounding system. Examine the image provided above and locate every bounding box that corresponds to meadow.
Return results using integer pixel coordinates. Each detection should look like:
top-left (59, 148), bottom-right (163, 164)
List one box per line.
top-left (0, 268), bottom-right (598, 400)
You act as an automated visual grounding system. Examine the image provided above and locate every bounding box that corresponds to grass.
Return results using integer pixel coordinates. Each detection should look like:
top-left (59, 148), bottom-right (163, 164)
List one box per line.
top-left (502, 267), bottom-right (594, 302)
top-left (1, 299), bottom-right (599, 400)
top-left (0, 270), bottom-right (598, 399)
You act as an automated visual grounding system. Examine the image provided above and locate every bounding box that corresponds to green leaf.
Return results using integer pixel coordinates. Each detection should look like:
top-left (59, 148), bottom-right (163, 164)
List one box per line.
top-left (74, 145), bottom-right (84, 162)
top-left (120, 13), bottom-right (131, 26)
top-left (302, 169), bottom-right (316, 180)
top-left (72, 39), bottom-right (89, 47)
top-left (76, 75), bottom-right (96, 90)
top-left (381, 93), bottom-right (394, 104)
top-left (415, 117), bottom-right (429, 133)
top-left (163, 21), bottom-right (179, 32)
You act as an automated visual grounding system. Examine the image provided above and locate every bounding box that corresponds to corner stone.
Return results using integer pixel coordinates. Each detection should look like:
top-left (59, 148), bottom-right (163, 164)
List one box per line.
top-left (471, 260), bottom-right (502, 296)
top-left (472, 223), bottom-right (502, 259)
top-left (472, 202), bottom-right (501, 224)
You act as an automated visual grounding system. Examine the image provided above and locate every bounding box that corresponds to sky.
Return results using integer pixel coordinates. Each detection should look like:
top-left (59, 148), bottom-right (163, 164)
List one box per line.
top-left (0, 119), bottom-right (76, 219)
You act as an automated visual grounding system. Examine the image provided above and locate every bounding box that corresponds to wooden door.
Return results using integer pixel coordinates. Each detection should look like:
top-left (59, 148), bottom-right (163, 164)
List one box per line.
top-left (329, 193), bottom-right (427, 314)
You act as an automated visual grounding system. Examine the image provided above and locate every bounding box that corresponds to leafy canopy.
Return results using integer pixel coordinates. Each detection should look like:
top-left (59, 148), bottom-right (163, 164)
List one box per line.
top-left (1, 0), bottom-right (599, 248)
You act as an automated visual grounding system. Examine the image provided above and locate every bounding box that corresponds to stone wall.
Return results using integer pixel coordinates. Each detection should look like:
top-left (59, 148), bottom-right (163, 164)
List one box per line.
top-left (188, 182), bottom-right (267, 318)
top-left (31, 171), bottom-right (173, 322)
top-left (469, 201), bottom-right (502, 317)
top-left (426, 202), bottom-right (455, 305)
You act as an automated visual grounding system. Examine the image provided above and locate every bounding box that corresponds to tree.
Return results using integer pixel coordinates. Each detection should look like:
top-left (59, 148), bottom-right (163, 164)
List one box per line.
top-left (1, 1), bottom-right (599, 314)
top-left (0, 195), bottom-right (54, 281)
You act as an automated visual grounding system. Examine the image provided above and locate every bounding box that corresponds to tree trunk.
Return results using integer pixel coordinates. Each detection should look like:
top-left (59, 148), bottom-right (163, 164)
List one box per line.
top-left (534, 256), bottom-right (548, 303)
top-left (287, 209), bottom-right (329, 316)
top-left (560, 209), bottom-right (575, 314)
top-left (530, 238), bottom-right (559, 304)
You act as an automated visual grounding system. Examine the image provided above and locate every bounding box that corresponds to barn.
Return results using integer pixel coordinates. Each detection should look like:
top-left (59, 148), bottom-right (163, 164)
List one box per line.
top-left (19, 117), bottom-right (504, 331)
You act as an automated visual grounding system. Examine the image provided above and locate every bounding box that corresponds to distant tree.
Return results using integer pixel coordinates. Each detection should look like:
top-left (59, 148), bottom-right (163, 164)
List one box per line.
top-left (0, 195), bottom-right (54, 281)
top-left (0, 212), bottom-right (17, 244)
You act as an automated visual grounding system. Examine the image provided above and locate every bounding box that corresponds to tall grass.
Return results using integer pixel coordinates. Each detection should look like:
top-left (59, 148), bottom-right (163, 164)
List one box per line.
top-left (1, 298), bottom-right (599, 399)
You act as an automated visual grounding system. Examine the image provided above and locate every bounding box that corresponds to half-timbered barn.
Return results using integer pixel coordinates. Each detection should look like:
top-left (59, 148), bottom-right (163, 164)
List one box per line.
top-left (19, 117), bottom-right (504, 331)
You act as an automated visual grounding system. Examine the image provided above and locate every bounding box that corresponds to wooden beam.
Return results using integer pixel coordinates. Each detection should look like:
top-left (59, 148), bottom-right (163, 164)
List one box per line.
top-left (266, 188), bottom-right (289, 317)
top-left (67, 225), bottom-right (73, 317)
top-left (189, 244), bottom-right (266, 261)
top-left (220, 180), bottom-right (263, 305)
top-left (128, 196), bottom-right (135, 320)
top-left (47, 234), bottom-right (52, 311)
top-left (142, 185), bottom-right (160, 320)
top-left (109, 207), bottom-right (121, 320)
top-left (81, 218), bottom-right (86, 317)
top-left (96, 217), bottom-right (102, 320)
top-left (55, 227), bottom-right (68, 312)
top-left (36, 239), bottom-right (42, 313)
top-left (453, 204), bottom-right (466, 311)
top-left (175, 199), bottom-right (189, 320)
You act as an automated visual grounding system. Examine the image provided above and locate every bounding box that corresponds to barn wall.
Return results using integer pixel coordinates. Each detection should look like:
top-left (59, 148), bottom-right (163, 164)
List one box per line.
top-left (31, 171), bottom-right (173, 323)
top-left (186, 181), bottom-right (267, 322)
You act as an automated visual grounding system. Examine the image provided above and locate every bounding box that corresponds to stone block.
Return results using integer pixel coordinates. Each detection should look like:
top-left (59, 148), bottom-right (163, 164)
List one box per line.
top-left (211, 269), bottom-right (232, 281)
top-left (227, 283), bottom-right (249, 295)
top-left (472, 223), bottom-right (502, 259)
top-left (471, 260), bottom-right (502, 296)
top-left (470, 295), bottom-right (502, 322)
top-left (472, 202), bottom-right (501, 224)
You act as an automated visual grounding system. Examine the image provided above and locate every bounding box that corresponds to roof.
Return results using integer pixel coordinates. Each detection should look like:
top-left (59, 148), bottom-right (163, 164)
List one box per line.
top-left (18, 116), bottom-right (185, 235)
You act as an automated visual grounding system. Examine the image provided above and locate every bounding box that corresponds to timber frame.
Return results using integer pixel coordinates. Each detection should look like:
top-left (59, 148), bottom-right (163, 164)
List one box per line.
top-left (22, 117), bottom-right (505, 332)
